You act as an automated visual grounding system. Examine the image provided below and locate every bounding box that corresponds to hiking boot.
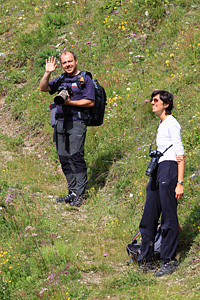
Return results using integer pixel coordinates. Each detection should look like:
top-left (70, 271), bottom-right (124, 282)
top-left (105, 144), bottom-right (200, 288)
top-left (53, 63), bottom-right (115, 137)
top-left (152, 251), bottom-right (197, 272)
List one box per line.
top-left (154, 260), bottom-right (179, 277)
top-left (138, 261), bottom-right (158, 273)
top-left (56, 191), bottom-right (76, 203)
top-left (70, 195), bottom-right (83, 207)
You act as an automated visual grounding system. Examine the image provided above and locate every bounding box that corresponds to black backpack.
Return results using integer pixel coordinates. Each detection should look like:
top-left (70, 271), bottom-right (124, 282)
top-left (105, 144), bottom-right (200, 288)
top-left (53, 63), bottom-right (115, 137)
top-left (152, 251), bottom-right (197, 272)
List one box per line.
top-left (126, 224), bottom-right (162, 262)
top-left (77, 71), bottom-right (107, 126)
top-left (50, 71), bottom-right (107, 127)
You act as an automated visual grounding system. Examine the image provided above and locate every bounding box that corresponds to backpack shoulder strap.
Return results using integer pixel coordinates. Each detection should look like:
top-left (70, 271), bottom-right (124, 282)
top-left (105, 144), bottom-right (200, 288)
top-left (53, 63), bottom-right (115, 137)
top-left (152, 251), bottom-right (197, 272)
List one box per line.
top-left (55, 73), bottom-right (66, 85)
top-left (56, 72), bottom-right (80, 86)
top-left (79, 71), bottom-right (92, 79)
top-left (56, 71), bottom-right (93, 90)
top-left (76, 71), bottom-right (93, 89)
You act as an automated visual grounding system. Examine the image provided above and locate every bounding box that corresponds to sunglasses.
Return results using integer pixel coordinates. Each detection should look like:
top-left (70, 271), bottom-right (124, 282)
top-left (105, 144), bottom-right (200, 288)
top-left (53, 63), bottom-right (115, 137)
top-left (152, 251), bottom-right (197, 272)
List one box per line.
top-left (150, 98), bottom-right (159, 103)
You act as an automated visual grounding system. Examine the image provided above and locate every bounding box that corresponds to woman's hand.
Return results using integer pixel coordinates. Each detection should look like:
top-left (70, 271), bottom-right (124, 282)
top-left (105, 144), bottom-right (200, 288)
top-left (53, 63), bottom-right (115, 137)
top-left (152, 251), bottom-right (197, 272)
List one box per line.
top-left (175, 183), bottom-right (184, 199)
top-left (175, 154), bottom-right (185, 199)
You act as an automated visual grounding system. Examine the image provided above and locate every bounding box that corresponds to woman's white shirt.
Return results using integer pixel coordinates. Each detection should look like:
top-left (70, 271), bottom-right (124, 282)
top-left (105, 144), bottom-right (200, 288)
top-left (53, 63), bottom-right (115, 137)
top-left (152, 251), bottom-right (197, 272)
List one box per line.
top-left (156, 115), bottom-right (184, 163)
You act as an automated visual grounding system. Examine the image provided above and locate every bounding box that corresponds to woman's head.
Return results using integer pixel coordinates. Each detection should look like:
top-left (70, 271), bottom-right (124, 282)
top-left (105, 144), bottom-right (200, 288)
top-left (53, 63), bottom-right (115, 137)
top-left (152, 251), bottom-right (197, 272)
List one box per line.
top-left (151, 90), bottom-right (174, 115)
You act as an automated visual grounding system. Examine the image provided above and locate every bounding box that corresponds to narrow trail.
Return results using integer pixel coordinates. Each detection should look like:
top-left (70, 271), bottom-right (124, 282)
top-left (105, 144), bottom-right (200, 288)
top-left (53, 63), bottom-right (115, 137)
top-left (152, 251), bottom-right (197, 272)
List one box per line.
top-left (0, 97), bottom-right (20, 136)
top-left (0, 97), bottom-right (37, 156)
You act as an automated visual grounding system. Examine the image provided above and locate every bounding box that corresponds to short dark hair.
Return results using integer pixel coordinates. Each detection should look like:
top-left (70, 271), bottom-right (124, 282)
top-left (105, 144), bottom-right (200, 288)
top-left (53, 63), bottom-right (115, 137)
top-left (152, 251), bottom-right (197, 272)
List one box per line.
top-left (151, 90), bottom-right (174, 115)
top-left (60, 51), bottom-right (77, 61)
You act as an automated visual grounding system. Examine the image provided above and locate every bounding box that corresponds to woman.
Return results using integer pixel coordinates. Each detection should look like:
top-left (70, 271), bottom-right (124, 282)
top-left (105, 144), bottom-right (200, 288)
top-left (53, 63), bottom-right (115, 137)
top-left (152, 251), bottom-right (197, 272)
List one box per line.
top-left (138, 90), bottom-right (185, 277)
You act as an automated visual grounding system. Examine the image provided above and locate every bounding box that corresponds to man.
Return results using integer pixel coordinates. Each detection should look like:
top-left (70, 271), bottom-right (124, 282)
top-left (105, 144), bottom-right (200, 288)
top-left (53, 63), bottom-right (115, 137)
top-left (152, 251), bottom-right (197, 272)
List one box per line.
top-left (39, 51), bottom-right (95, 207)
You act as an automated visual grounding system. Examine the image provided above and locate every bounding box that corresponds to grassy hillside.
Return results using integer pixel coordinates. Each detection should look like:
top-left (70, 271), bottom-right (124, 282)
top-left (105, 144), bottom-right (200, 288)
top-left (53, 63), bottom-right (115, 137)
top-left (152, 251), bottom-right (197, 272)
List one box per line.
top-left (0, 0), bottom-right (199, 299)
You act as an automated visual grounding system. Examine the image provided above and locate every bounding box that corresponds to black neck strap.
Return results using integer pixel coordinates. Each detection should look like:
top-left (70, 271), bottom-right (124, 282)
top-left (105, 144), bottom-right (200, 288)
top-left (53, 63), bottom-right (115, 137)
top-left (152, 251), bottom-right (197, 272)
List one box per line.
top-left (149, 124), bottom-right (173, 154)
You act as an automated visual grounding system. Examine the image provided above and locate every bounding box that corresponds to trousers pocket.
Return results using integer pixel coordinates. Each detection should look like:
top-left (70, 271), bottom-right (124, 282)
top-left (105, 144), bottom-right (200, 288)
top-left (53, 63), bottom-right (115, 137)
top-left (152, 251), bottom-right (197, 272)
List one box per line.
top-left (56, 121), bottom-right (65, 134)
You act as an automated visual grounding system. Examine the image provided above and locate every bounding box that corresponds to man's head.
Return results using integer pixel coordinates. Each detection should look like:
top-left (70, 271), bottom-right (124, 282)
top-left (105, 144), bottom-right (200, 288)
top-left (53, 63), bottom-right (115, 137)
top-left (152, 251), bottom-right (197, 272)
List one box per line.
top-left (60, 51), bottom-right (78, 76)
top-left (151, 90), bottom-right (174, 115)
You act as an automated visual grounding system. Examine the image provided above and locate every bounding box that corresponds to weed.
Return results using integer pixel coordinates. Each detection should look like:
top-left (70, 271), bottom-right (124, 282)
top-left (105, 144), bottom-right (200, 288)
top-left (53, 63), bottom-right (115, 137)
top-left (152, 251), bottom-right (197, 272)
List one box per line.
top-left (0, 0), bottom-right (199, 299)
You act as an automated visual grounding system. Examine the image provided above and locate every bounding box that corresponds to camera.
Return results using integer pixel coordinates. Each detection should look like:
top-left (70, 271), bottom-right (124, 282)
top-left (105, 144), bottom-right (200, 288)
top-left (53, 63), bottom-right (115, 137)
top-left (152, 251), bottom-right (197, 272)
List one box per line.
top-left (145, 150), bottom-right (163, 177)
top-left (54, 86), bottom-right (72, 106)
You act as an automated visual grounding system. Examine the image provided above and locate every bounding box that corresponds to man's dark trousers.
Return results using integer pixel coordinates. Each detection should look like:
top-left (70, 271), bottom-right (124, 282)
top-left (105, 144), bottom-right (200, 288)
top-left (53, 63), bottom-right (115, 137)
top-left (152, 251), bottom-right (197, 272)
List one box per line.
top-left (56, 120), bottom-right (88, 196)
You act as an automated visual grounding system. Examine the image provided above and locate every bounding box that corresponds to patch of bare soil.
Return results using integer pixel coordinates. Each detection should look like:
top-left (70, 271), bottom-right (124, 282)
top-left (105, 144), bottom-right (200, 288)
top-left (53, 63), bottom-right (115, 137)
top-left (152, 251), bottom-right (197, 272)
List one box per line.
top-left (0, 96), bottom-right (51, 156)
top-left (0, 97), bottom-right (21, 137)
top-left (0, 97), bottom-right (24, 162)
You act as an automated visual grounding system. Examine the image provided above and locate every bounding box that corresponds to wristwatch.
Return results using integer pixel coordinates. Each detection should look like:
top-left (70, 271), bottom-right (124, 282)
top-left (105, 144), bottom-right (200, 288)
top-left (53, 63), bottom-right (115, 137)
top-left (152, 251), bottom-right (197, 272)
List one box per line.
top-left (177, 180), bottom-right (184, 185)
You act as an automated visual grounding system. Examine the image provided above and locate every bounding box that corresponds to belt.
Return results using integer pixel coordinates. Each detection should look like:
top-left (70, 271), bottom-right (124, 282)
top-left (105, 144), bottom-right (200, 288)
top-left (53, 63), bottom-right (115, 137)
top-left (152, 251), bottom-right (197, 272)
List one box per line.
top-left (55, 112), bottom-right (88, 120)
top-left (55, 113), bottom-right (64, 119)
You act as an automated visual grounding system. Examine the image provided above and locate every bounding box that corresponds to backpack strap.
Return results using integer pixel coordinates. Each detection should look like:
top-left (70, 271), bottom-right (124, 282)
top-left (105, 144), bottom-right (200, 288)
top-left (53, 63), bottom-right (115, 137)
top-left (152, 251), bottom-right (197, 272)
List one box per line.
top-left (56, 71), bottom-right (93, 90)
top-left (76, 71), bottom-right (93, 89)
top-left (131, 230), bottom-right (140, 244)
top-left (53, 73), bottom-right (65, 86)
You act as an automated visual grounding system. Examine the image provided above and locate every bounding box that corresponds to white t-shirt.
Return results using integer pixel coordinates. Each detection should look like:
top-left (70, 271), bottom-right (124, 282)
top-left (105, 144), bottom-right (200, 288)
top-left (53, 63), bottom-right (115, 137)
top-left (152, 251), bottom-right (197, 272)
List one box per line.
top-left (156, 115), bottom-right (184, 163)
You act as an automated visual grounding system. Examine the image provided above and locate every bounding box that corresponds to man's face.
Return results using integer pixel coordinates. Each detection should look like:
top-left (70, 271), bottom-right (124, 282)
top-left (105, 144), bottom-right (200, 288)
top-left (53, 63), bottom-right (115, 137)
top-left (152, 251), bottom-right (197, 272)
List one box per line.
top-left (60, 53), bottom-right (78, 76)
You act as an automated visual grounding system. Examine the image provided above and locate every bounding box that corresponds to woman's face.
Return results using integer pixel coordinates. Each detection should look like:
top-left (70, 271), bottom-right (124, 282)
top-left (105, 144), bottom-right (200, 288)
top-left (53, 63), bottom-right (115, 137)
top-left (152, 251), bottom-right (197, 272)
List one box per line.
top-left (151, 94), bottom-right (169, 117)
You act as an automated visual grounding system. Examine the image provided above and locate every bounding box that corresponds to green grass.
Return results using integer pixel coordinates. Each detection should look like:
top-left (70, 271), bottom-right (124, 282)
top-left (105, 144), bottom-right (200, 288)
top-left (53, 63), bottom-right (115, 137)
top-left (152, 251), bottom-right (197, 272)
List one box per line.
top-left (0, 0), bottom-right (200, 299)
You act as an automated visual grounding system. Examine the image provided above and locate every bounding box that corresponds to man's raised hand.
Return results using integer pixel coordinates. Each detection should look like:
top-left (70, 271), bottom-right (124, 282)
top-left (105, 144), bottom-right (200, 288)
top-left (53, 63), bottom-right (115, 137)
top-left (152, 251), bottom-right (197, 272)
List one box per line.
top-left (45, 56), bottom-right (57, 73)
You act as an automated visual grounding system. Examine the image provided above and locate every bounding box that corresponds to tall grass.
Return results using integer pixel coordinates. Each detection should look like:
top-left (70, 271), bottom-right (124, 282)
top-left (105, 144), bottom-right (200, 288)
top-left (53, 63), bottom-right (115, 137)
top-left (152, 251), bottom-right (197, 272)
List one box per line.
top-left (0, 0), bottom-right (199, 299)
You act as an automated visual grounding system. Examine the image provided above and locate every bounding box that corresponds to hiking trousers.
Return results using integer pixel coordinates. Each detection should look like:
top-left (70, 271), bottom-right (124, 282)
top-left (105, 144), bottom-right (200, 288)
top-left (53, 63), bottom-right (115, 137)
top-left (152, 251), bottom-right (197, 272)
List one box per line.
top-left (138, 161), bottom-right (179, 263)
top-left (56, 120), bottom-right (88, 196)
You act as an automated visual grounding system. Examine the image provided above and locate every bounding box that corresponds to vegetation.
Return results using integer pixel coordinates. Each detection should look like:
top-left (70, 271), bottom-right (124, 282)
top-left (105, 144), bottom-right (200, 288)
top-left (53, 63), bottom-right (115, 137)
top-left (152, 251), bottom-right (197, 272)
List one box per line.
top-left (0, 0), bottom-right (199, 299)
